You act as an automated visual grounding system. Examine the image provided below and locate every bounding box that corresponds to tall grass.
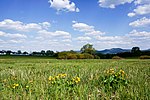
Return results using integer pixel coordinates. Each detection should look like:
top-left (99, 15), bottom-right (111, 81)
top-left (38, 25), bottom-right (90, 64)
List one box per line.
top-left (0, 57), bottom-right (150, 99)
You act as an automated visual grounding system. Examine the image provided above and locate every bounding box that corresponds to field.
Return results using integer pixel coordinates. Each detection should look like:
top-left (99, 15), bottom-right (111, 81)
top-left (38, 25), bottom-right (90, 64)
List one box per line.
top-left (0, 56), bottom-right (150, 100)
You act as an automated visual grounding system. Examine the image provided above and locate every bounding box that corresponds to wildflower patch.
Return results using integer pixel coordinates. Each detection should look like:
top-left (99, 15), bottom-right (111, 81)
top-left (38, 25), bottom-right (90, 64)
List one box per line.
top-left (100, 68), bottom-right (129, 92)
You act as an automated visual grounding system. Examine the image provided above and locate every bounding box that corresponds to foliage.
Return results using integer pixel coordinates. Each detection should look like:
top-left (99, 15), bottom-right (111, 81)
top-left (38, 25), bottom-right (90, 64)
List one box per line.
top-left (139, 55), bottom-right (150, 59)
top-left (57, 52), bottom-right (69, 59)
top-left (99, 69), bottom-right (128, 92)
top-left (83, 53), bottom-right (94, 59)
top-left (112, 56), bottom-right (122, 59)
top-left (80, 43), bottom-right (96, 55)
top-left (57, 52), bottom-right (95, 59)
top-left (66, 53), bottom-right (78, 59)
top-left (131, 47), bottom-right (141, 56)
top-left (94, 55), bottom-right (100, 59)
top-left (76, 54), bottom-right (85, 59)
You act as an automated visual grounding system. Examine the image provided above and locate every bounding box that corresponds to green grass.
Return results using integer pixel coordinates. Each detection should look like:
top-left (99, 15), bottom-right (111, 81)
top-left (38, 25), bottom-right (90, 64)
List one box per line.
top-left (0, 56), bottom-right (150, 99)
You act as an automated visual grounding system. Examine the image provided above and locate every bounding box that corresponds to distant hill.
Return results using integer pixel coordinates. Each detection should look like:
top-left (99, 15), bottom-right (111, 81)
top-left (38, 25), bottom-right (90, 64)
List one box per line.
top-left (142, 49), bottom-right (150, 51)
top-left (97, 48), bottom-right (130, 54)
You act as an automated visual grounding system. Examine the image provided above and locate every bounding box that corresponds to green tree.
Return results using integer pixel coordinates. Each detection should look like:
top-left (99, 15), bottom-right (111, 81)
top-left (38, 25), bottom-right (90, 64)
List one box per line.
top-left (17, 50), bottom-right (22, 54)
top-left (6, 50), bottom-right (12, 55)
top-left (41, 50), bottom-right (46, 56)
top-left (46, 50), bottom-right (54, 56)
top-left (23, 51), bottom-right (28, 55)
top-left (80, 44), bottom-right (96, 55)
top-left (131, 47), bottom-right (141, 56)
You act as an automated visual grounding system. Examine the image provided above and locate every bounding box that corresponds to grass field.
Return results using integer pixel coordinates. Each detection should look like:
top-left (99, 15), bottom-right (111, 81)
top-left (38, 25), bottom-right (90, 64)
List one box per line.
top-left (0, 56), bottom-right (150, 100)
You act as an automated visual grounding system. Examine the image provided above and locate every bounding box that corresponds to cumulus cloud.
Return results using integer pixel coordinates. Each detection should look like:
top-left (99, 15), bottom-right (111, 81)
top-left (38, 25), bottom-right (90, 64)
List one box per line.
top-left (39, 22), bottom-right (51, 29)
top-left (134, 0), bottom-right (150, 5)
top-left (72, 21), bottom-right (105, 36)
top-left (128, 4), bottom-right (150, 17)
top-left (128, 30), bottom-right (150, 38)
top-left (0, 31), bottom-right (27, 45)
top-left (72, 22), bottom-right (94, 32)
top-left (0, 31), bottom-right (27, 38)
top-left (62, 39), bottom-right (72, 42)
top-left (0, 19), bottom-right (73, 51)
top-left (0, 19), bottom-right (51, 32)
top-left (76, 36), bottom-right (91, 41)
top-left (48, 0), bottom-right (79, 12)
top-left (129, 17), bottom-right (150, 27)
top-left (98, 0), bottom-right (133, 8)
top-left (38, 30), bottom-right (71, 38)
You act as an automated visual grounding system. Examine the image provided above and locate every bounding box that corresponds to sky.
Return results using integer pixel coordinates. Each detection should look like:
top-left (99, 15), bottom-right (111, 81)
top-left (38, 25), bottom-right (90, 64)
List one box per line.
top-left (0, 0), bottom-right (150, 52)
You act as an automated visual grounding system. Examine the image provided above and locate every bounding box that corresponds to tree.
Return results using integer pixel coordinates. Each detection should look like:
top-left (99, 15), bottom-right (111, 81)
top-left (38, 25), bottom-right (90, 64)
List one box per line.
top-left (46, 50), bottom-right (54, 56)
top-left (6, 50), bottom-right (12, 55)
top-left (80, 44), bottom-right (96, 55)
top-left (23, 51), bottom-right (28, 55)
top-left (17, 50), bottom-right (22, 54)
top-left (131, 47), bottom-right (141, 56)
top-left (41, 50), bottom-right (46, 56)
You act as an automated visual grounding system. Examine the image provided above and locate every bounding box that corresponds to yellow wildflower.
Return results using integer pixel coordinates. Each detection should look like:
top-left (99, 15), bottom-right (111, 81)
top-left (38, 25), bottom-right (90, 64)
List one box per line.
top-left (26, 86), bottom-right (29, 88)
top-left (55, 75), bottom-right (59, 79)
top-left (7, 86), bottom-right (10, 88)
top-left (48, 76), bottom-right (53, 81)
top-left (75, 80), bottom-right (79, 83)
top-left (120, 70), bottom-right (125, 75)
top-left (76, 77), bottom-right (80, 82)
top-left (12, 86), bottom-right (15, 89)
top-left (13, 83), bottom-right (19, 87)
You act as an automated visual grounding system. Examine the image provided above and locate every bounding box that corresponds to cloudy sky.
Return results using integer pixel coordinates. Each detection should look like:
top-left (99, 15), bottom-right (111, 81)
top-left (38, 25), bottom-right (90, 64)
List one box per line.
top-left (0, 0), bottom-right (150, 51)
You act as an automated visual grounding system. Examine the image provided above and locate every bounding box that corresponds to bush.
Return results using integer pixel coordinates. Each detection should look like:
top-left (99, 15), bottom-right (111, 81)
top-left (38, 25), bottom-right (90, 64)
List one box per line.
top-left (99, 68), bottom-right (129, 92)
top-left (139, 55), bottom-right (150, 59)
top-left (112, 56), bottom-right (122, 59)
top-left (57, 52), bottom-right (68, 59)
top-left (94, 55), bottom-right (100, 59)
top-left (83, 53), bottom-right (94, 59)
top-left (67, 54), bottom-right (77, 59)
top-left (58, 52), bottom-right (98, 59)
top-left (76, 54), bottom-right (85, 59)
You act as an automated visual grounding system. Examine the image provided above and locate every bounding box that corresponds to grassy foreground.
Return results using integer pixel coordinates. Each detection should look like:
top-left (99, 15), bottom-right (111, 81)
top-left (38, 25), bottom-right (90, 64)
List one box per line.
top-left (0, 57), bottom-right (150, 99)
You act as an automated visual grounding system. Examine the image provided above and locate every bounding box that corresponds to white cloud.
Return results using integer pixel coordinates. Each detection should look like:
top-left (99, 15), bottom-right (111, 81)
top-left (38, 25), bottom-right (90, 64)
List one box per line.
top-left (128, 4), bottom-right (150, 17)
top-left (129, 17), bottom-right (150, 27)
top-left (5, 33), bottom-right (27, 38)
top-left (0, 31), bottom-right (27, 38)
top-left (134, 0), bottom-right (150, 5)
top-left (128, 30), bottom-right (150, 38)
top-left (85, 31), bottom-right (105, 36)
top-left (98, 0), bottom-right (133, 8)
top-left (72, 22), bottom-right (94, 32)
top-left (39, 22), bottom-right (51, 30)
top-left (72, 22), bottom-right (105, 36)
top-left (76, 36), bottom-right (91, 41)
top-left (0, 19), bottom-right (73, 51)
top-left (48, 0), bottom-right (79, 12)
top-left (8, 40), bottom-right (24, 43)
top-left (0, 19), bottom-right (51, 32)
top-left (128, 13), bottom-right (136, 17)
top-left (95, 36), bottom-right (122, 41)
top-left (62, 39), bottom-right (72, 42)
top-left (38, 30), bottom-right (71, 38)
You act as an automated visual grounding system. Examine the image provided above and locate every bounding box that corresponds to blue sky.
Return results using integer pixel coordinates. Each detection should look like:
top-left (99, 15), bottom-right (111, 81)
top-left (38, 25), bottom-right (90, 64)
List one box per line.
top-left (0, 0), bottom-right (150, 51)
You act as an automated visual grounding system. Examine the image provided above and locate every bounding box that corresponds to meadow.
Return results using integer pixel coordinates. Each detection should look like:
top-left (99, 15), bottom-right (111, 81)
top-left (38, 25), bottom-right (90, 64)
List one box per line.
top-left (0, 56), bottom-right (150, 100)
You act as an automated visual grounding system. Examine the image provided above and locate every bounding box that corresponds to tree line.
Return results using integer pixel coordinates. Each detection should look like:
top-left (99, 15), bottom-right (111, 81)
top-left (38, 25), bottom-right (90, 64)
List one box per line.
top-left (0, 44), bottom-right (150, 59)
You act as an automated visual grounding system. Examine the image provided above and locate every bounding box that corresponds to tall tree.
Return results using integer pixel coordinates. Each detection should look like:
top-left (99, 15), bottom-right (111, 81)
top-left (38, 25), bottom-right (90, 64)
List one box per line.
top-left (131, 47), bottom-right (141, 56)
top-left (46, 50), bottom-right (54, 56)
top-left (80, 44), bottom-right (96, 55)
top-left (17, 50), bottom-right (22, 54)
top-left (41, 50), bottom-right (46, 56)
